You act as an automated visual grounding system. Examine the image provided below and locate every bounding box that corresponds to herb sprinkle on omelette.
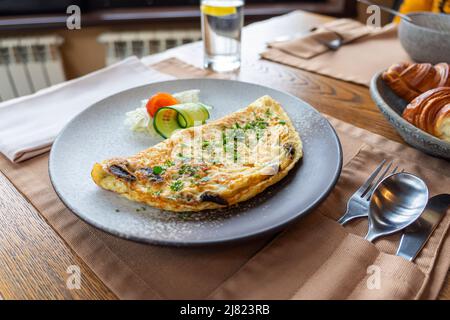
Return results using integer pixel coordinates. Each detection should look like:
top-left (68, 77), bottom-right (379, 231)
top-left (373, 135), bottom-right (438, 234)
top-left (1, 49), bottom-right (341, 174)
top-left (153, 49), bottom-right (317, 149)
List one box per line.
top-left (91, 96), bottom-right (302, 212)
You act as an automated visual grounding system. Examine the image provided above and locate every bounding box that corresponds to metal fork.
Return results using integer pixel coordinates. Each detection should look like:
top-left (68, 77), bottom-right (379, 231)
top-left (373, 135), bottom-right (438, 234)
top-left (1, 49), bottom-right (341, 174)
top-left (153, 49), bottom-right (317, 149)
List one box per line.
top-left (337, 159), bottom-right (400, 225)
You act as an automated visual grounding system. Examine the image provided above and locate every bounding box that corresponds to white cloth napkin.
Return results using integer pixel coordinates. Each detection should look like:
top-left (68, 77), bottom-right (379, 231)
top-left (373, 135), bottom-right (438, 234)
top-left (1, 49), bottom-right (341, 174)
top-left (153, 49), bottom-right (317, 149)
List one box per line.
top-left (0, 56), bottom-right (174, 162)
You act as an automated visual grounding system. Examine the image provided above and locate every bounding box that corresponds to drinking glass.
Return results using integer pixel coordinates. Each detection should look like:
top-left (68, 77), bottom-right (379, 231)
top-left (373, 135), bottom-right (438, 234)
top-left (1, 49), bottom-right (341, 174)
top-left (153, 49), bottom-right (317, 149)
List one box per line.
top-left (201, 0), bottom-right (244, 72)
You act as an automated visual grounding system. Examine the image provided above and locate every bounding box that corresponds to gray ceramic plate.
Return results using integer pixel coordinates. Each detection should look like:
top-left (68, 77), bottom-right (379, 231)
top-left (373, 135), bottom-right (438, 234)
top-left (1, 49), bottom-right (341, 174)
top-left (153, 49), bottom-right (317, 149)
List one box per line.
top-left (49, 79), bottom-right (342, 246)
top-left (370, 72), bottom-right (450, 160)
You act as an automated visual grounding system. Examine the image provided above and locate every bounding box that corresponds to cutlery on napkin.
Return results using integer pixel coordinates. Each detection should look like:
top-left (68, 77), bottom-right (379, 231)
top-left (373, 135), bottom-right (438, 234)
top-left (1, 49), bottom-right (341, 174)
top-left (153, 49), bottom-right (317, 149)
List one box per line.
top-left (268, 19), bottom-right (375, 59)
top-left (262, 22), bottom-right (410, 86)
top-left (0, 56), bottom-right (174, 163)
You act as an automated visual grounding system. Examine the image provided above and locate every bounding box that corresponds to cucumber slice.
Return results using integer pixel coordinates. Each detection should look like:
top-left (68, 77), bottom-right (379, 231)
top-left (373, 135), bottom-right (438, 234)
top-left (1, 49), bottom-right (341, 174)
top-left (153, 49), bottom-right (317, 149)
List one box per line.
top-left (153, 103), bottom-right (210, 138)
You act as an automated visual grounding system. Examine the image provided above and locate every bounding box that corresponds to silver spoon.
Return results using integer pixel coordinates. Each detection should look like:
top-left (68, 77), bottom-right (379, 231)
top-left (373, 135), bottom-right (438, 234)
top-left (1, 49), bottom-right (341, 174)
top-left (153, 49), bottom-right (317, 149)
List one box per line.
top-left (365, 172), bottom-right (429, 242)
top-left (358, 0), bottom-right (413, 22)
top-left (310, 27), bottom-right (344, 51)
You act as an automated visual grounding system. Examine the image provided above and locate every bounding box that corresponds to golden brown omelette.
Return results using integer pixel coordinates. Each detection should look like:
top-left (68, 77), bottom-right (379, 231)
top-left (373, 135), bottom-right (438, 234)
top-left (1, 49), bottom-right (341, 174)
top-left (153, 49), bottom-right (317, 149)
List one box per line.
top-left (91, 95), bottom-right (302, 212)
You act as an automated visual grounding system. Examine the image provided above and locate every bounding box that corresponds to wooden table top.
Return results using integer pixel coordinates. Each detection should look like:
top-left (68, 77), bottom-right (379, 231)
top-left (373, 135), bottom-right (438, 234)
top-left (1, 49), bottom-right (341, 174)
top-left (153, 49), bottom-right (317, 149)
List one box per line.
top-left (0, 10), bottom-right (448, 300)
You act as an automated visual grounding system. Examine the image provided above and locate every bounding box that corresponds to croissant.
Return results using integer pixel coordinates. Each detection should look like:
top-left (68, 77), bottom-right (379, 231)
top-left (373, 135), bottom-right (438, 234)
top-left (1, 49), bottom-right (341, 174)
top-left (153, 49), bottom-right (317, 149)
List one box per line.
top-left (403, 87), bottom-right (450, 142)
top-left (383, 62), bottom-right (450, 102)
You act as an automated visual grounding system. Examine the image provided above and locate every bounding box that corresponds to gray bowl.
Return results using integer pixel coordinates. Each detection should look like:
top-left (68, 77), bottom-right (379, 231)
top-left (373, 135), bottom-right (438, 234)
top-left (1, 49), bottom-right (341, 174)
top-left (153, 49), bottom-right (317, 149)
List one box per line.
top-left (370, 72), bottom-right (450, 160)
top-left (399, 12), bottom-right (450, 64)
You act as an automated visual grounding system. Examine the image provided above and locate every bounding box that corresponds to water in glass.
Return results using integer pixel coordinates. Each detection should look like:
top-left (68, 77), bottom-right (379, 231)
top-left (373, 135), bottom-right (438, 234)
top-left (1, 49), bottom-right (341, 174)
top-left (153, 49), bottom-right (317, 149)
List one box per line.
top-left (201, 0), bottom-right (244, 72)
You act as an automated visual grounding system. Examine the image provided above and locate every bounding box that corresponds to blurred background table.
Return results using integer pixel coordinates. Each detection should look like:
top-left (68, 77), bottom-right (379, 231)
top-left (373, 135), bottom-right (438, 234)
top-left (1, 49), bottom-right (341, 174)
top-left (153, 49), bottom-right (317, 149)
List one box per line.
top-left (0, 9), bottom-right (448, 300)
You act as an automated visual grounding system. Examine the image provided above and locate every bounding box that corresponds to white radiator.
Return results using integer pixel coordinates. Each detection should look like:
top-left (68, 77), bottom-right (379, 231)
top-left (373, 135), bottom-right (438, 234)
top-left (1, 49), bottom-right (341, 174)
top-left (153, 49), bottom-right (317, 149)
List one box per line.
top-left (0, 36), bottom-right (66, 102)
top-left (98, 29), bottom-right (201, 65)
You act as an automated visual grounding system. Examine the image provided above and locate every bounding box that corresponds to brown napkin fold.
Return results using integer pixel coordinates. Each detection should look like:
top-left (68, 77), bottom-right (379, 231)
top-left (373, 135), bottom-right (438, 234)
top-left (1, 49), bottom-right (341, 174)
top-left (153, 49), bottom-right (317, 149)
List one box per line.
top-left (209, 141), bottom-right (450, 300)
top-left (263, 22), bottom-right (411, 86)
top-left (269, 19), bottom-right (373, 59)
top-left (0, 59), bottom-right (447, 300)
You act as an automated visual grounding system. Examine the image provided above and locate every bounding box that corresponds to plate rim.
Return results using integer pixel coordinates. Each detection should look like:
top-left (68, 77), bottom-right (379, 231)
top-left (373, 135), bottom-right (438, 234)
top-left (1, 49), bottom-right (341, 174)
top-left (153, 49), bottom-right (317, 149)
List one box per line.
top-left (49, 78), bottom-right (343, 246)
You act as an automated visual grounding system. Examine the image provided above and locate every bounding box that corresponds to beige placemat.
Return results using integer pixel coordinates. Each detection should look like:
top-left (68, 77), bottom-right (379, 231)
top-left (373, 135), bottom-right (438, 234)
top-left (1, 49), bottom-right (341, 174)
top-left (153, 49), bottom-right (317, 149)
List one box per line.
top-left (262, 22), bottom-right (411, 87)
top-left (0, 58), bottom-right (448, 300)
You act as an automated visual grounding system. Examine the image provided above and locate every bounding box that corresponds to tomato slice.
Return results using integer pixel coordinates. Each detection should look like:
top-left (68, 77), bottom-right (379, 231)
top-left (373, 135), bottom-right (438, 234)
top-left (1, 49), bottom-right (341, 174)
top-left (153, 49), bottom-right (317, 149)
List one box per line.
top-left (146, 92), bottom-right (179, 117)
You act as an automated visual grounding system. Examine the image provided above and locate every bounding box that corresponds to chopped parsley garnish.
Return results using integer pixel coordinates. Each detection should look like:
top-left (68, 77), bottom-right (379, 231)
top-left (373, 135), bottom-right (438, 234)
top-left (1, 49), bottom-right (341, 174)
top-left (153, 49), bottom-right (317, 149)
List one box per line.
top-left (222, 132), bottom-right (228, 152)
top-left (152, 190), bottom-right (162, 196)
top-left (234, 153), bottom-right (239, 162)
top-left (279, 120), bottom-right (286, 125)
top-left (164, 160), bottom-right (175, 167)
top-left (179, 164), bottom-right (197, 176)
top-left (220, 117), bottom-right (270, 157)
top-left (243, 120), bottom-right (268, 130)
top-left (254, 120), bottom-right (268, 129)
top-left (170, 180), bottom-right (184, 192)
top-left (152, 165), bottom-right (164, 175)
top-left (202, 140), bottom-right (210, 150)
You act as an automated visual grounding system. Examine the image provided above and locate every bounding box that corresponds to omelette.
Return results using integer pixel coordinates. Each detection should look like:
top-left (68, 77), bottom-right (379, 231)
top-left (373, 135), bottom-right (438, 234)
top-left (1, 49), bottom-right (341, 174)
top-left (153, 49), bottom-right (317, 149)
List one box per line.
top-left (91, 96), bottom-right (302, 212)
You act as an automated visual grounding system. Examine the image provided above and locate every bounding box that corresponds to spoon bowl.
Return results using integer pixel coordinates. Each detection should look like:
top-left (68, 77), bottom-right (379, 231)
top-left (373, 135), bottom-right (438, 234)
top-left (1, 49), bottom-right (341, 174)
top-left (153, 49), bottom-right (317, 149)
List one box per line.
top-left (365, 172), bottom-right (429, 242)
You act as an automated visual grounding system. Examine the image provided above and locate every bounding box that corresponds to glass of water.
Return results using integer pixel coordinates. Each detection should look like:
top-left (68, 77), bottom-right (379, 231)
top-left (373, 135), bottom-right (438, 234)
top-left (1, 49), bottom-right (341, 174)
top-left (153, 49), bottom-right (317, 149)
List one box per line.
top-left (201, 0), bottom-right (244, 72)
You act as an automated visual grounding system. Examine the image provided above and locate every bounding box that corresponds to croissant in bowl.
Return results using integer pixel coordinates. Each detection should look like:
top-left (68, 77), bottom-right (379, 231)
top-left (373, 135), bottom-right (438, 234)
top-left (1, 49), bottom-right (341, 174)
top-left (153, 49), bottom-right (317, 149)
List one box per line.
top-left (383, 62), bottom-right (450, 102)
top-left (403, 87), bottom-right (450, 142)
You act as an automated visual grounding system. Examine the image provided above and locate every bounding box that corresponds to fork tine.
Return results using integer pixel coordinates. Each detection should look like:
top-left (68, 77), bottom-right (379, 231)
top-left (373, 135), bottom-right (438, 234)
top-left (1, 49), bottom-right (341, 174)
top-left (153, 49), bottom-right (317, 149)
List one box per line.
top-left (364, 161), bottom-right (394, 200)
top-left (354, 159), bottom-right (387, 196)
